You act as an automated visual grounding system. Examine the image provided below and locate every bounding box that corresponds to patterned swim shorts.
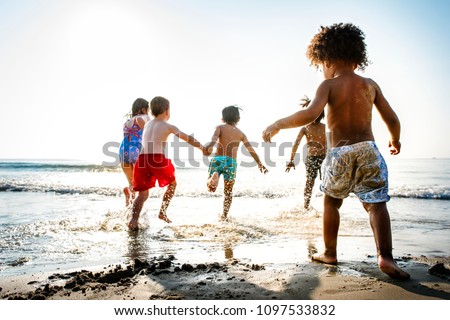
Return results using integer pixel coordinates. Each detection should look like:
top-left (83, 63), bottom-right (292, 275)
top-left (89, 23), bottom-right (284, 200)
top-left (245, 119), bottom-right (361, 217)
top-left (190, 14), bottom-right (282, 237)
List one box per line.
top-left (208, 156), bottom-right (237, 181)
top-left (305, 155), bottom-right (326, 180)
top-left (320, 141), bottom-right (390, 203)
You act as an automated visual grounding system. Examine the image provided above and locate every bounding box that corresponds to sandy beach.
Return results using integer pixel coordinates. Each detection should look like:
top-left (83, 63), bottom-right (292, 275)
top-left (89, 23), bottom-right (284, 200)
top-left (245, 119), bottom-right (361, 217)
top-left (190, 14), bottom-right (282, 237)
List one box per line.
top-left (1, 160), bottom-right (449, 306)
top-left (1, 254), bottom-right (449, 300)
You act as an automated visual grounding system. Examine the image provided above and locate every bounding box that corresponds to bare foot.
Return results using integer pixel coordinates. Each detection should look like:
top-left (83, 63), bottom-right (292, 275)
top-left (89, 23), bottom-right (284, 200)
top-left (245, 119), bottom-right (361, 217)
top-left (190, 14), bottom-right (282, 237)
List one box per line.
top-left (123, 187), bottom-right (132, 206)
top-left (207, 172), bottom-right (219, 192)
top-left (378, 257), bottom-right (410, 279)
top-left (128, 218), bottom-right (139, 230)
top-left (159, 213), bottom-right (172, 223)
top-left (311, 253), bottom-right (338, 265)
top-left (220, 214), bottom-right (228, 221)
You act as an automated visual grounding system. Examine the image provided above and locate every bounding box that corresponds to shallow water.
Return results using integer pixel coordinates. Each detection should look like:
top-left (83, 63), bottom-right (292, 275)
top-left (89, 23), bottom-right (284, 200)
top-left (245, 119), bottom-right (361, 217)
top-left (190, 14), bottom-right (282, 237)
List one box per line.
top-left (0, 158), bottom-right (449, 277)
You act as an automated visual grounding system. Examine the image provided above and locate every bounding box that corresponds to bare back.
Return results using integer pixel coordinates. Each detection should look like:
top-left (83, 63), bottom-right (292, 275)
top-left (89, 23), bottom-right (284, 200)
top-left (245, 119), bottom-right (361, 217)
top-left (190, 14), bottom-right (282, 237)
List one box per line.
top-left (214, 124), bottom-right (245, 158)
top-left (304, 122), bottom-right (326, 156)
top-left (141, 119), bottom-right (173, 154)
top-left (326, 73), bottom-right (377, 147)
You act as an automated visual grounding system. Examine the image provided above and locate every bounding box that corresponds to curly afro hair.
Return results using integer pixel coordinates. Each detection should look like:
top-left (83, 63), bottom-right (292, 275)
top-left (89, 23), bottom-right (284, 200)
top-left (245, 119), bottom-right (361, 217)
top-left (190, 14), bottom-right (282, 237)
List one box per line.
top-left (306, 23), bottom-right (370, 71)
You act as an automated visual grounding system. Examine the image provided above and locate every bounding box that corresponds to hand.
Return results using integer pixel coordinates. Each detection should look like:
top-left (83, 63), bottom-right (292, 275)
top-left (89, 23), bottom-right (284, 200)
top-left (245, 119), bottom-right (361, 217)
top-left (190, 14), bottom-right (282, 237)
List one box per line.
top-left (202, 148), bottom-right (211, 156)
top-left (389, 140), bottom-right (401, 155)
top-left (285, 160), bottom-right (295, 172)
top-left (262, 124), bottom-right (280, 143)
top-left (258, 163), bottom-right (268, 174)
top-left (200, 146), bottom-right (210, 156)
top-left (300, 95), bottom-right (311, 108)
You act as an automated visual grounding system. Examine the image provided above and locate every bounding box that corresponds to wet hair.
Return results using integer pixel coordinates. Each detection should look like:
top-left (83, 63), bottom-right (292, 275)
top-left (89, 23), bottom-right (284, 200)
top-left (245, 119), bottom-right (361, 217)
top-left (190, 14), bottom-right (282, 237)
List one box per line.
top-left (306, 23), bottom-right (370, 71)
top-left (300, 95), bottom-right (324, 123)
top-left (222, 105), bottom-right (241, 125)
top-left (150, 96), bottom-right (170, 117)
top-left (314, 110), bottom-right (325, 123)
top-left (130, 98), bottom-right (149, 117)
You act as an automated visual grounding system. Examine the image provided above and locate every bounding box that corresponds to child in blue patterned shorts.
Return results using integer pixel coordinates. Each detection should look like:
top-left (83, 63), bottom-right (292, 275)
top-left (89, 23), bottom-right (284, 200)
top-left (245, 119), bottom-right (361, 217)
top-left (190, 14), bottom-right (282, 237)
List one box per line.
top-left (204, 106), bottom-right (267, 220)
top-left (262, 23), bottom-right (409, 279)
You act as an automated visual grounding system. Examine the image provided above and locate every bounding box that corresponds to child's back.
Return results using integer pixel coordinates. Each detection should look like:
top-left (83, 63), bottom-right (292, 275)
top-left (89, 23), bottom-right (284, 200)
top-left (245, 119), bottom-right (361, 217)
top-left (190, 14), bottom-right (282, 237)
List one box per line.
top-left (213, 124), bottom-right (245, 158)
top-left (303, 122), bottom-right (326, 156)
top-left (205, 106), bottom-right (267, 219)
top-left (324, 72), bottom-right (383, 147)
top-left (141, 119), bottom-right (172, 155)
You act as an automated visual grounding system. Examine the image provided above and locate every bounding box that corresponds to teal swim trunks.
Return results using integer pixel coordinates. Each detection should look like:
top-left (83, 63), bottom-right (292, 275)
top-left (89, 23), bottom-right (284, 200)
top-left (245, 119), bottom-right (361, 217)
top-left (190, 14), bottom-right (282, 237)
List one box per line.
top-left (208, 156), bottom-right (237, 181)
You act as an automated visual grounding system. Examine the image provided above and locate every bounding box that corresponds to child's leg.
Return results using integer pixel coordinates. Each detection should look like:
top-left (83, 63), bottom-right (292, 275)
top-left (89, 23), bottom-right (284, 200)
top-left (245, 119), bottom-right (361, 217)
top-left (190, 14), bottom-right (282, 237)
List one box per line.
top-left (222, 180), bottom-right (235, 220)
top-left (312, 194), bottom-right (342, 265)
top-left (159, 180), bottom-right (177, 223)
top-left (304, 159), bottom-right (319, 209)
top-left (128, 189), bottom-right (149, 230)
top-left (121, 162), bottom-right (134, 206)
top-left (303, 177), bottom-right (315, 209)
top-left (207, 172), bottom-right (219, 192)
top-left (362, 202), bottom-right (410, 279)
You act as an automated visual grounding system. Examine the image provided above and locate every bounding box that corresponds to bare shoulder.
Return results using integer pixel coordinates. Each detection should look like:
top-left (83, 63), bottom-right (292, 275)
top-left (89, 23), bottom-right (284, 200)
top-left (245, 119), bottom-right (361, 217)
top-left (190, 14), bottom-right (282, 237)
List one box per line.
top-left (364, 77), bottom-right (388, 103)
top-left (136, 115), bottom-right (150, 128)
top-left (236, 127), bottom-right (248, 141)
top-left (166, 122), bottom-right (181, 133)
top-left (358, 75), bottom-right (380, 91)
top-left (318, 78), bottom-right (334, 89)
top-left (148, 120), bottom-right (175, 133)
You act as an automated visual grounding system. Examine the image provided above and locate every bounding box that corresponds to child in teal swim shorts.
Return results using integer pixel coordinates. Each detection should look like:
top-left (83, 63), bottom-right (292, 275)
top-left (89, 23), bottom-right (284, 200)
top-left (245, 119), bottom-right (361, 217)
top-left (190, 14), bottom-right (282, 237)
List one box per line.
top-left (205, 106), bottom-right (267, 220)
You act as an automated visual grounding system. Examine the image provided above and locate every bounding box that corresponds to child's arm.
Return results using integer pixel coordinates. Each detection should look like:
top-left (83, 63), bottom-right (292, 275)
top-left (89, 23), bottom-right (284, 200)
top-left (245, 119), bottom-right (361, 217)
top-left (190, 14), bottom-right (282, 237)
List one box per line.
top-left (262, 82), bottom-right (329, 142)
top-left (136, 115), bottom-right (149, 129)
top-left (170, 125), bottom-right (205, 153)
top-left (242, 135), bottom-right (268, 174)
top-left (204, 126), bottom-right (220, 156)
top-left (372, 81), bottom-right (401, 155)
top-left (286, 127), bottom-right (306, 172)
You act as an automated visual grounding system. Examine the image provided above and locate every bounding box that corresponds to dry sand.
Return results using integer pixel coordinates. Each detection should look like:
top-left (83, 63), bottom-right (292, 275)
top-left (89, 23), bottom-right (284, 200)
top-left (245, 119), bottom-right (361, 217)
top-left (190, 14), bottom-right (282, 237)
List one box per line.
top-left (1, 255), bottom-right (449, 300)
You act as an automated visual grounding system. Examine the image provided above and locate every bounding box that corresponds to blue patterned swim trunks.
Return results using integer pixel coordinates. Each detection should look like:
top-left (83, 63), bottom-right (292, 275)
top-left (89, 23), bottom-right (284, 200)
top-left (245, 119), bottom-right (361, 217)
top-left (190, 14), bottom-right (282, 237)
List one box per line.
top-left (320, 141), bottom-right (390, 203)
top-left (208, 156), bottom-right (237, 181)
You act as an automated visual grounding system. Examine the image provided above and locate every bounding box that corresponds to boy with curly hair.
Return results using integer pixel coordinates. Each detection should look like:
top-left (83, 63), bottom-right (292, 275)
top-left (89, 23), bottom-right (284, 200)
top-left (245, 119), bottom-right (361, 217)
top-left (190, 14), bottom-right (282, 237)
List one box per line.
top-left (262, 23), bottom-right (409, 279)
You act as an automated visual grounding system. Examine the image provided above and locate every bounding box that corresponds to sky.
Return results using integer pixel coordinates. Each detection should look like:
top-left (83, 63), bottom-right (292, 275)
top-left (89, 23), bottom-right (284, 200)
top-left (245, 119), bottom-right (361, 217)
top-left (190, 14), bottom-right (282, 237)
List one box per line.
top-left (0, 0), bottom-right (449, 163)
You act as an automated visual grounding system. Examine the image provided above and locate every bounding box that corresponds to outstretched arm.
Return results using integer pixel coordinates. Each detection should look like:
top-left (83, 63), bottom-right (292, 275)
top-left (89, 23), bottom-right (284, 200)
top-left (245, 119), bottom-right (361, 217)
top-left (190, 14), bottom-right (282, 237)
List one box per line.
top-left (242, 135), bottom-right (268, 173)
top-left (262, 82), bottom-right (329, 142)
top-left (286, 128), bottom-right (306, 172)
top-left (170, 125), bottom-right (205, 152)
top-left (373, 81), bottom-right (401, 155)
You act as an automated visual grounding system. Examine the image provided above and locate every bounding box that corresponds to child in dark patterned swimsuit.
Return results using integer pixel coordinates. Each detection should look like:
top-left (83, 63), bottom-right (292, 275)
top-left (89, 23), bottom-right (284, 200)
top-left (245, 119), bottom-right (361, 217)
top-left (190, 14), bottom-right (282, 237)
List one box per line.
top-left (286, 96), bottom-right (326, 209)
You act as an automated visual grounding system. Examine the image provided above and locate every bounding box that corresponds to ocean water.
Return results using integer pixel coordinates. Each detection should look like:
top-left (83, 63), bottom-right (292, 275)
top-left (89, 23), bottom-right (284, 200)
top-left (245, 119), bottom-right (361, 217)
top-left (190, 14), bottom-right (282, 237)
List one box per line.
top-left (0, 158), bottom-right (449, 277)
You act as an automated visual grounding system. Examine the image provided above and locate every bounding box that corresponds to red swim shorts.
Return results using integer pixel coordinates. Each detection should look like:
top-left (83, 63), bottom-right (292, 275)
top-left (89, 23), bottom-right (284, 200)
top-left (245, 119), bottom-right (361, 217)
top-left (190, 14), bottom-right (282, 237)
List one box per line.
top-left (133, 154), bottom-right (176, 191)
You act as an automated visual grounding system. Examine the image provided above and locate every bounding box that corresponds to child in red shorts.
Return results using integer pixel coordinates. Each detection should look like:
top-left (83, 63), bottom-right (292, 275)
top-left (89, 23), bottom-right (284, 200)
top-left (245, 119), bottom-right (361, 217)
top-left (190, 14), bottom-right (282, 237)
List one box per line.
top-left (128, 96), bottom-right (206, 230)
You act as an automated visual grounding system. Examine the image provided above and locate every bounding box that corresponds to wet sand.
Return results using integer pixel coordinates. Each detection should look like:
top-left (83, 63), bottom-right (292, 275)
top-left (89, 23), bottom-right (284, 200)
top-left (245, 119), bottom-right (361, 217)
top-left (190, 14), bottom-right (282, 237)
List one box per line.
top-left (1, 255), bottom-right (449, 300)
